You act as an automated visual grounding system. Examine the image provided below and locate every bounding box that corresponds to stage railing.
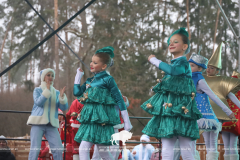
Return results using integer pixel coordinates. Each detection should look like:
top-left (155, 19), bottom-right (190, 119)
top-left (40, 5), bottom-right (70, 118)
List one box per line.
top-left (1, 111), bottom-right (239, 160)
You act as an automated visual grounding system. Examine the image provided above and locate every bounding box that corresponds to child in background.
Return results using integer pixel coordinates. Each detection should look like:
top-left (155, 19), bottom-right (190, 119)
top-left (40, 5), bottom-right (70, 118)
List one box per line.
top-left (66, 99), bottom-right (84, 160)
top-left (38, 136), bottom-right (53, 160)
top-left (204, 42), bottom-right (240, 160)
top-left (174, 51), bottom-right (234, 160)
top-left (131, 135), bottom-right (155, 160)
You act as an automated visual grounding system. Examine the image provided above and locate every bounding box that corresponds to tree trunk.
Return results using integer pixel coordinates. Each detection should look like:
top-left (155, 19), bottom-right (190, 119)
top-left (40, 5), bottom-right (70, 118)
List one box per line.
top-left (79, 0), bottom-right (91, 82)
top-left (157, 0), bottom-right (160, 52)
top-left (197, 3), bottom-right (200, 55)
top-left (64, 2), bottom-right (72, 102)
top-left (65, 31), bottom-right (73, 101)
top-left (213, 0), bottom-right (222, 52)
top-left (8, 31), bottom-right (14, 92)
top-left (26, 62), bottom-right (28, 81)
top-left (49, 38), bottom-right (54, 69)
top-left (0, 16), bottom-right (13, 92)
top-left (162, 0), bottom-right (167, 50)
top-left (54, 0), bottom-right (59, 89)
top-left (186, 0), bottom-right (191, 60)
top-left (39, 0), bottom-right (44, 71)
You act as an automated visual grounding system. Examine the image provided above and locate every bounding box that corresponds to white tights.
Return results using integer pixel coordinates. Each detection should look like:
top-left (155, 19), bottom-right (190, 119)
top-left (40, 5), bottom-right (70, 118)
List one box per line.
top-left (92, 145), bottom-right (120, 160)
top-left (162, 136), bottom-right (194, 160)
top-left (202, 131), bottom-right (219, 153)
top-left (79, 141), bottom-right (114, 160)
top-left (222, 131), bottom-right (238, 155)
top-left (91, 128), bottom-right (120, 160)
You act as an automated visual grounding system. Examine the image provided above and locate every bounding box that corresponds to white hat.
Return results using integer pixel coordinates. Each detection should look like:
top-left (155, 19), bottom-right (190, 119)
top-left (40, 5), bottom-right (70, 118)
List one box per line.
top-left (40, 68), bottom-right (55, 82)
top-left (140, 134), bottom-right (150, 142)
top-left (0, 135), bottom-right (7, 144)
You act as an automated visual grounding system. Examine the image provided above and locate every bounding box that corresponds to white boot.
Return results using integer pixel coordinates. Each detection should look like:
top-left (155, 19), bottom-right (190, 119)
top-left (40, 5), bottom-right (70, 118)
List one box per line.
top-left (230, 154), bottom-right (239, 160)
top-left (206, 152), bottom-right (219, 160)
top-left (73, 154), bottom-right (79, 160)
top-left (224, 154), bottom-right (231, 160)
top-left (194, 151), bottom-right (200, 160)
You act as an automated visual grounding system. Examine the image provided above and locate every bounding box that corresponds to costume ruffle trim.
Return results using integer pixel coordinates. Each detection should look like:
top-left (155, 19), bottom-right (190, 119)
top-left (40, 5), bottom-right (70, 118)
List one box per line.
top-left (74, 123), bottom-right (115, 145)
top-left (78, 103), bottom-right (121, 125)
top-left (141, 92), bottom-right (202, 120)
top-left (78, 87), bottom-right (117, 105)
top-left (142, 115), bottom-right (200, 140)
top-left (153, 76), bottom-right (196, 95)
top-left (197, 118), bottom-right (222, 133)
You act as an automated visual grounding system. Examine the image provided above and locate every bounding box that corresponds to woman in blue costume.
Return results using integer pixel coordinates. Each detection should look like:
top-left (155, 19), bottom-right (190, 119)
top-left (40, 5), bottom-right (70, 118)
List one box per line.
top-left (27, 68), bottom-right (68, 160)
top-left (174, 51), bottom-right (234, 160)
top-left (73, 46), bottom-right (132, 160)
top-left (141, 28), bottom-right (202, 160)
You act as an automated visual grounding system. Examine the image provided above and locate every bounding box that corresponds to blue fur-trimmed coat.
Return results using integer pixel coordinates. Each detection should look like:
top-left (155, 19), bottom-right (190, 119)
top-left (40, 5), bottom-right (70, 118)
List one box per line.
top-left (27, 84), bottom-right (68, 128)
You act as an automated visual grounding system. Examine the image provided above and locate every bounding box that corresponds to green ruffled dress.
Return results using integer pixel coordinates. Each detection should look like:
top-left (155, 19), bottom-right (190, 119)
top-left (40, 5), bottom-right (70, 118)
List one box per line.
top-left (141, 56), bottom-right (202, 140)
top-left (73, 71), bottom-right (126, 145)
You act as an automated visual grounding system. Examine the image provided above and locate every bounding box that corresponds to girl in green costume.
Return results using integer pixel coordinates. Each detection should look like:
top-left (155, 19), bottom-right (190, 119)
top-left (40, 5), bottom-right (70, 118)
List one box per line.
top-left (141, 28), bottom-right (202, 160)
top-left (73, 46), bottom-right (132, 160)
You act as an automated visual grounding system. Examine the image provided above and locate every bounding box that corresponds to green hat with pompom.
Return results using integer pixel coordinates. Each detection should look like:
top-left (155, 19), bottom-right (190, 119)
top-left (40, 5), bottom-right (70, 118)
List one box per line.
top-left (95, 46), bottom-right (115, 58)
top-left (167, 27), bottom-right (190, 54)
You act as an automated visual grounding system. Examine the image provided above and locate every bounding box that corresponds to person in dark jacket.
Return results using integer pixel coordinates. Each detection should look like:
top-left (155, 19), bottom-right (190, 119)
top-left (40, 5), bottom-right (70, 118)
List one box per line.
top-left (0, 135), bottom-right (16, 160)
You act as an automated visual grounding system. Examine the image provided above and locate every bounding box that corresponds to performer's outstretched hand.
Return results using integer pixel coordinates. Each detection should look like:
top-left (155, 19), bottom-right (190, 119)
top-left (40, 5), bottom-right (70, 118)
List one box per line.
top-left (60, 86), bottom-right (66, 98)
top-left (148, 54), bottom-right (156, 61)
top-left (78, 68), bottom-right (83, 72)
top-left (228, 112), bottom-right (235, 119)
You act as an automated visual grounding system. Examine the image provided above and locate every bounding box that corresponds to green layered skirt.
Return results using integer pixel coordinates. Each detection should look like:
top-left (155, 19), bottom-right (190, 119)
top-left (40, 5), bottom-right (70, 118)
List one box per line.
top-left (74, 87), bottom-right (121, 145)
top-left (141, 76), bottom-right (202, 140)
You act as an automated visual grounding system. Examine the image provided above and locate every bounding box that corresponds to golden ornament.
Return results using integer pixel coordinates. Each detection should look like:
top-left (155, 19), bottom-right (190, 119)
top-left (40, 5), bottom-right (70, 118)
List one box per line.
top-left (86, 84), bottom-right (91, 88)
top-left (184, 109), bottom-right (189, 114)
top-left (182, 106), bottom-right (189, 114)
top-left (191, 92), bottom-right (195, 97)
top-left (146, 103), bottom-right (153, 109)
top-left (168, 103), bottom-right (172, 108)
top-left (79, 97), bottom-right (84, 102)
top-left (157, 79), bottom-right (162, 83)
top-left (84, 92), bottom-right (88, 99)
top-left (70, 112), bottom-right (78, 117)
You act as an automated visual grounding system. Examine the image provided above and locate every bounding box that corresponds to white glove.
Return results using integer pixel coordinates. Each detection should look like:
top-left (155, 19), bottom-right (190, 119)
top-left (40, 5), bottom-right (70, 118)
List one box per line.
top-left (121, 110), bottom-right (132, 131)
top-left (123, 96), bottom-right (130, 108)
top-left (149, 57), bottom-right (162, 68)
top-left (74, 68), bottom-right (84, 84)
